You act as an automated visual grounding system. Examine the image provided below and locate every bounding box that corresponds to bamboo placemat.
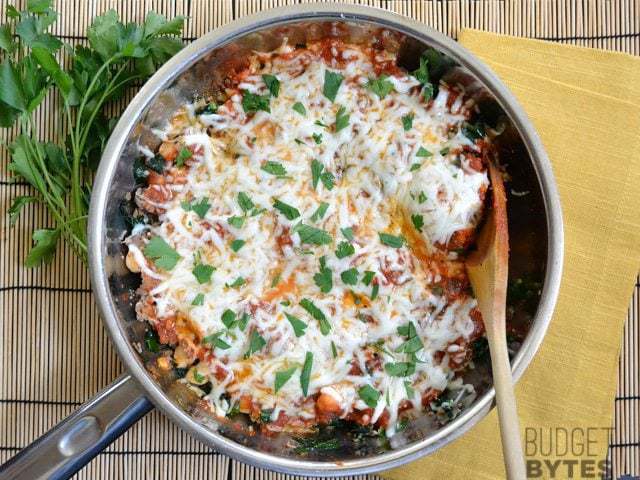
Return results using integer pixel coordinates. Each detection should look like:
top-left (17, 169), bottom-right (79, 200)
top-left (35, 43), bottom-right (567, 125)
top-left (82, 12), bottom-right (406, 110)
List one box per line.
top-left (0, 1), bottom-right (638, 478)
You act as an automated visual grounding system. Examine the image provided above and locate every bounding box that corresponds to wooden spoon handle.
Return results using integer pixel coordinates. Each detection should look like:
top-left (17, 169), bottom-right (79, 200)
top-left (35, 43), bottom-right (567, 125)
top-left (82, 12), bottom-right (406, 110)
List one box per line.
top-left (486, 326), bottom-right (527, 480)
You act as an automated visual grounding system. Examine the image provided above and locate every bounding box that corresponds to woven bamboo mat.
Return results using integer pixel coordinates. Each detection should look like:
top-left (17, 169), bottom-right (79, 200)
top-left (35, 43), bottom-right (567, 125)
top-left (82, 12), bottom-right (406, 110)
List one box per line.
top-left (0, 1), bottom-right (638, 478)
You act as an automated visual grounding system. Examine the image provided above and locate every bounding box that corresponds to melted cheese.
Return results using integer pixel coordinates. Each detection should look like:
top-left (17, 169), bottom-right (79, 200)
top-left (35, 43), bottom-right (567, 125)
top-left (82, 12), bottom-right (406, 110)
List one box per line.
top-left (128, 41), bottom-right (488, 436)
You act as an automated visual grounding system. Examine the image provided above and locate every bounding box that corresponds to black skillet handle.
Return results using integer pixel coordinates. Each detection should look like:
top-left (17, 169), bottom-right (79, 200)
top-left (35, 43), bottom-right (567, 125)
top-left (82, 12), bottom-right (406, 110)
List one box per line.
top-left (0, 374), bottom-right (153, 480)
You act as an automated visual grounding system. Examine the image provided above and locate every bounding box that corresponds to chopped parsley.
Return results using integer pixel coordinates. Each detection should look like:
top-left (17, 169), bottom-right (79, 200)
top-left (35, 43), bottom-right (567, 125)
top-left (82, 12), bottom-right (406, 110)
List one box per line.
top-left (192, 262), bottom-right (215, 284)
top-left (230, 239), bottom-right (245, 252)
top-left (147, 154), bottom-right (165, 173)
top-left (274, 366), bottom-right (297, 393)
top-left (221, 309), bottom-right (236, 329)
top-left (228, 216), bottom-right (244, 228)
top-left (237, 192), bottom-right (254, 213)
top-left (410, 163), bottom-right (421, 172)
top-left (396, 321), bottom-right (424, 353)
top-left (440, 146), bottom-right (450, 156)
top-left (362, 270), bottom-right (375, 286)
top-left (144, 236), bottom-right (181, 271)
top-left (300, 351), bottom-right (313, 396)
top-left (341, 268), bottom-right (358, 285)
top-left (370, 282), bottom-right (379, 300)
top-left (202, 332), bottom-right (231, 350)
top-left (310, 202), bottom-right (329, 222)
top-left (378, 232), bottom-right (405, 248)
top-left (323, 70), bottom-right (344, 102)
top-left (144, 330), bottom-right (160, 352)
top-left (358, 385), bottom-right (380, 408)
top-left (285, 313), bottom-right (307, 337)
top-left (292, 102), bottom-right (306, 116)
top-left (311, 159), bottom-right (323, 189)
top-left (462, 122), bottom-right (485, 141)
top-left (411, 214), bottom-right (424, 232)
top-left (175, 147), bottom-right (192, 167)
top-left (313, 256), bottom-right (332, 293)
top-left (191, 293), bottom-right (204, 306)
top-left (418, 191), bottom-right (427, 204)
top-left (226, 276), bottom-right (245, 289)
top-left (312, 132), bottom-right (323, 144)
top-left (241, 91), bottom-right (270, 114)
top-left (244, 330), bottom-right (266, 358)
top-left (295, 224), bottom-right (332, 245)
top-left (182, 197), bottom-right (210, 219)
top-left (320, 170), bottom-right (335, 190)
top-left (262, 74), bottom-right (280, 97)
top-left (416, 146), bottom-right (432, 157)
top-left (273, 199), bottom-right (301, 220)
top-left (384, 361), bottom-right (416, 377)
top-left (238, 312), bottom-right (250, 331)
top-left (340, 227), bottom-right (354, 240)
top-left (335, 241), bottom-right (355, 259)
top-left (334, 105), bottom-right (350, 132)
top-left (366, 75), bottom-right (394, 99)
top-left (404, 381), bottom-right (415, 398)
top-left (331, 341), bottom-right (338, 358)
top-left (300, 298), bottom-right (331, 335)
top-left (402, 113), bottom-right (414, 131)
top-left (261, 161), bottom-right (287, 176)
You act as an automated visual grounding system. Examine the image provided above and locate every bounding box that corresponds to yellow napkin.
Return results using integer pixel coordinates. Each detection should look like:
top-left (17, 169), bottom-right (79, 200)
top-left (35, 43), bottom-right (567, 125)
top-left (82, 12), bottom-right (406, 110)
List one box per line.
top-left (384, 30), bottom-right (640, 479)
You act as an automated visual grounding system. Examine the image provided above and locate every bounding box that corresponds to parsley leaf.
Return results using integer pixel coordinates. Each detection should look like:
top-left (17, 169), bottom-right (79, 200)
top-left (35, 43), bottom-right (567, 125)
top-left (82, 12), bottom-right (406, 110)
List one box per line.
top-left (300, 351), bottom-right (313, 396)
top-left (378, 232), bottom-right (405, 248)
top-left (341, 268), bottom-right (358, 285)
top-left (285, 312), bottom-right (307, 337)
top-left (175, 147), bottom-right (191, 167)
top-left (384, 361), bottom-right (416, 377)
top-left (226, 276), bottom-right (245, 289)
top-left (274, 366), bottom-right (297, 393)
top-left (237, 192), bottom-right (254, 212)
top-left (331, 341), bottom-right (338, 358)
top-left (402, 113), bottom-right (414, 131)
top-left (300, 298), bottom-right (331, 335)
top-left (416, 146), bottom-right (432, 157)
top-left (410, 163), bottom-right (421, 172)
top-left (262, 74), bottom-right (280, 97)
top-left (273, 198), bottom-right (301, 220)
top-left (358, 385), bottom-right (380, 408)
top-left (396, 321), bottom-right (424, 353)
top-left (335, 241), bottom-right (355, 259)
top-left (323, 70), bottom-right (343, 102)
top-left (261, 161), bottom-right (287, 176)
top-left (144, 236), bottom-right (181, 270)
top-left (312, 132), bottom-right (323, 144)
top-left (191, 293), bottom-right (204, 306)
top-left (295, 224), bottom-right (332, 245)
top-left (310, 202), bottom-right (329, 222)
top-left (411, 214), bottom-right (424, 232)
top-left (320, 171), bottom-right (335, 190)
top-left (193, 262), bottom-right (215, 284)
top-left (334, 105), bottom-right (350, 132)
top-left (311, 159), bottom-right (323, 189)
top-left (292, 101), bottom-right (306, 116)
top-left (221, 309), bottom-right (236, 329)
top-left (230, 239), bottom-right (245, 252)
top-left (313, 256), bottom-right (332, 293)
top-left (418, 191), bottom-right (427, 204)
top-left (182, 197), bottom-right (210, 219)
top-left (202, 331), bottom-right (231, 350)
top-left (404, 381), bottom-right (415, 398)
top-left (413, 55), bottom-right (429, 83)
top-left (228, 216), bottom-right (244, 228)
top-left (366, 75), bottom-right (394, 99)
top-left (341, 227), bottom-right (354, 241)
top-left (362, 270), bottom-right (375, 286)
top-left (370, 282), bottom-right (379, 300)
top-left (244, 330), bottom-right (266, 358)
top-left (241, 90), bottom-right (270, 114)
top-left (238, 312), bottom-right (250, 331)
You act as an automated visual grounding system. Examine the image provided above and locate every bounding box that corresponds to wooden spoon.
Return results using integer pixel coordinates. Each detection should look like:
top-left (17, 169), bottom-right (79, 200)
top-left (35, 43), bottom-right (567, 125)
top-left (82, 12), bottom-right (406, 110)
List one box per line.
top-left (466, 163), bottom-right (527, 480)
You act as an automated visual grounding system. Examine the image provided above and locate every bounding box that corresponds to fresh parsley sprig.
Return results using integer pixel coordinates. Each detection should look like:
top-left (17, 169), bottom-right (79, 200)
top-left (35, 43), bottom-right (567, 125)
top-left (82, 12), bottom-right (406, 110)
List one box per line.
top-left (0, 2), bottom-right (185, 267)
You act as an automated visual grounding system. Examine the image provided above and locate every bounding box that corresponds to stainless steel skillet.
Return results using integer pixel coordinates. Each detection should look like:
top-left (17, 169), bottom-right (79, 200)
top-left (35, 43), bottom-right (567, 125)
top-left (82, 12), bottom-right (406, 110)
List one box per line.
top-left (0, 4), bottom-right (563, 479)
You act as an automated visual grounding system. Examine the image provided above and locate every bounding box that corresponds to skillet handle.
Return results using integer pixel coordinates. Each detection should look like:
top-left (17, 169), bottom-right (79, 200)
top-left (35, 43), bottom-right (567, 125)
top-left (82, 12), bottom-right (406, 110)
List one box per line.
top-left (0, 374), bottom-right (153, 480)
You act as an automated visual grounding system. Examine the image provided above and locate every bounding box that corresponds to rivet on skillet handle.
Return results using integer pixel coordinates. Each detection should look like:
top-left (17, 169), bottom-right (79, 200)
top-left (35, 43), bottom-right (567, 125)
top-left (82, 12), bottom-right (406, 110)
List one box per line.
top-left (0, 375), bottom-right (153, 480)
